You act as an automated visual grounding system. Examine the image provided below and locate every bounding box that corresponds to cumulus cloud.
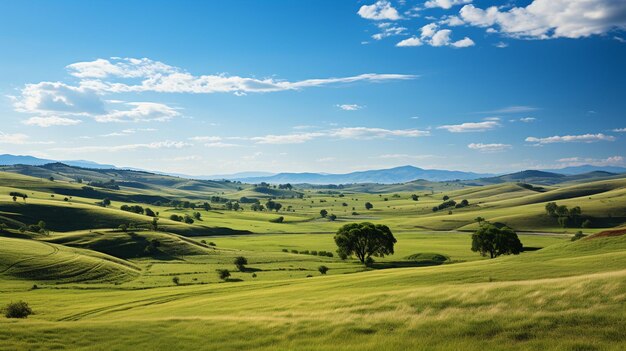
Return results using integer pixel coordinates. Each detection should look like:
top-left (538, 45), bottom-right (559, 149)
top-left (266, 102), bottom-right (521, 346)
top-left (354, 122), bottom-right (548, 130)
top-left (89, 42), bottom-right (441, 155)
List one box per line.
top-left (612, 127), bottom-right (626, 132)
top-left (438, 120), bottom-right (500, 132)
top-left (468, 143), bottom-right (512, 152)
top-left (425, 0), bottom-right (472, 10)
top-left (13, 81), bottom-right (105, 115)
top-left (337, 104), bottom-right (363, 111)
top-left (417, 23), bottom-right (475, 48)
top-left (525, 133), bottom-right (615, 144)
top-left (460, 0), bottom-right (626, 39)
top-left (519, 117), bottom-right (536, 122)
top-left (93, 102), bottom-right (180, 123)
top-left (396, 37), bottom-right (423, 47)
top-left (23, 116), bottom-right (82, 127)
top-left (358, 1), bottom-right (401, 21)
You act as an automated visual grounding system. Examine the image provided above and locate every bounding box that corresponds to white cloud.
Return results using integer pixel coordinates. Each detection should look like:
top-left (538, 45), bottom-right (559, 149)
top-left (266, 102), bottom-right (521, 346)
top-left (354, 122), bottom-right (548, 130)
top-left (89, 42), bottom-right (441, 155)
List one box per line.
top-left (246, 127), bottom-right (430, 144)
top-left (329, 127), bottom-right (429, 139)
top-left (525, 133), bottom-right (616, 144)
top-left (440, 15), bottom-right (465, 26)
top-left (23, 116), bottom-right (82, 127)
top-left (425, 0), bottom-right (472, 10)
top-left (451, 37), bottom-right (475, 47)
top-left (418, 23), bottom-right (474, 48)
top-left (13, 81), bottom-right (105, 115)
top-left (468, 143), bottom-right (512, 152)
top-left (372, 23), bottom-right (407, 40)
top-left (251, 132), bottom-right (325, 145)
top-left (337, 104), bottom-right (363, 111)
top-left (358, 1), bottom-right (401, 21)
top-left (396, 37), bottom-right (423, 47)
top-left (460, 1), bottom-right (626, 39)
top-left (494, 41), bottom-right (509, 48)
top-left (438, 120), bottom-right (500, 132)
top-left (519, 117), bottom-right (536, 122)
top-left (612, 128), bottom-right (626, 132)
top-left (93, 102), bottom-right (180, 123)
top-left (0, 132), bottom-right (30, 144)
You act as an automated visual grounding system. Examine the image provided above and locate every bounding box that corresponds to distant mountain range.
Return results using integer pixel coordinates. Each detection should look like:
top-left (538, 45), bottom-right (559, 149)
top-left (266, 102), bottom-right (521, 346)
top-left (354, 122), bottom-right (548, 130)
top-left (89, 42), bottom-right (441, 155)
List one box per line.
top-left (1, 154), bottom-right (625, 185)
top-left (0, 154), bottom-right (116, 169)
top-left (225, 165), bottom-right (493, 184)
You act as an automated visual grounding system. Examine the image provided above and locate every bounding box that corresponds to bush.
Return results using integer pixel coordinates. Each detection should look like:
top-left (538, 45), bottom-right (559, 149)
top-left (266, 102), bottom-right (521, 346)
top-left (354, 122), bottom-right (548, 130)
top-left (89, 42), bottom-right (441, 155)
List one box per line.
top-left (310, 250), bottom-right (318, 256)
top-left (217, 269), bottom-right (231, 281)
top-left (571, 231), bottom-right (587, 241)
top-left (172, 276), bottom-right (180, 285)
top-left (269, 216), bottom-right (284, 223)
top-left (281, 249), bottom-right (288, 252)
top-left (4, 301), bottom-right (33, 318)
top-left (291, 249), bottom-right (299, 254)
top-left (318, 265), bottom-right (329, 275)
top-left (208, 242), bottom-right (216, 246)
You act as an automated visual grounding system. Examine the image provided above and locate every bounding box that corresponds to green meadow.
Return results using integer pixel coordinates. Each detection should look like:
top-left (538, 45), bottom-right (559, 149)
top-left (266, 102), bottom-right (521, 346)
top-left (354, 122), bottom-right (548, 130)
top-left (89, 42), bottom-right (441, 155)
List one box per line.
top-left (1, 166), bottom-right (625, 350)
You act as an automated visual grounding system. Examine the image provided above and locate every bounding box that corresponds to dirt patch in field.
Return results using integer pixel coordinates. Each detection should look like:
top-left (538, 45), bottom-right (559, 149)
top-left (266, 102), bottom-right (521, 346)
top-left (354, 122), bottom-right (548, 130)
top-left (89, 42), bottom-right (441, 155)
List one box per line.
top-left (586, 228), bottom-right (626, 240)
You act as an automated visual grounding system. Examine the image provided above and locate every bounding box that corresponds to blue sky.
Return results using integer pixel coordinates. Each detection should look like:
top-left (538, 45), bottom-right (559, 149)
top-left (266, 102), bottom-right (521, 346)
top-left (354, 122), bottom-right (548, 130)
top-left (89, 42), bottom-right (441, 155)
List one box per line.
top-left (0, 0), bottom-right (625, 175)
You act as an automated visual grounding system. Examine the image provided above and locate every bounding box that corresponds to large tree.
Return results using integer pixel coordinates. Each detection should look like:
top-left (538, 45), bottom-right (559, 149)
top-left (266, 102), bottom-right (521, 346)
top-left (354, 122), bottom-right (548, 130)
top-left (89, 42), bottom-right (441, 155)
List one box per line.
top-left (334, 222), bottom-right (396, 264)
top-left (471, 223), bottom-right (523, 259)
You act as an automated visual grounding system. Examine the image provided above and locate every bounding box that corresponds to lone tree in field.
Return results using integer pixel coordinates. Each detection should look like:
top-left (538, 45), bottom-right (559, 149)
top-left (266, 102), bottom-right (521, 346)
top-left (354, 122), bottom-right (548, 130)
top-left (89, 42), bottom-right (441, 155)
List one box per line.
top-left (471, 223), bottom-right (523, 259)
top-left (334, 222), bottom-right (396, 264)
top-left (320, 209), bottom-right (328, 218)
top-left (364, 202), bottom-right (373, 210)
top-left (318, 265), bottom-right (329, 275)
top-left (234, 256), bottom-right (248, 271)
top-left (217, 269), bottom-right (231, 281)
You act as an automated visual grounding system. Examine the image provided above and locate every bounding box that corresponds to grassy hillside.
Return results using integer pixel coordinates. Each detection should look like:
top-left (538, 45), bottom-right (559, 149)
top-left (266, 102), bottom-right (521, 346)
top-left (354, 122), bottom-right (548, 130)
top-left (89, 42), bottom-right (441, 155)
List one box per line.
top-left (0, 233), bottom-right (624, 350)
top-left (0, 236), bottom-right (139, 283)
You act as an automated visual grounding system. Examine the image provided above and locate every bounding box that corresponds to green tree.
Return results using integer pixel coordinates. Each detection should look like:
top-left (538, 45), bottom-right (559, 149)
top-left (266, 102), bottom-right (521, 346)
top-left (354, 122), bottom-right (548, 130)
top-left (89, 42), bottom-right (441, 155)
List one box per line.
top-left (320, 209), bottom-right (328, 218)
top-left (217, 269), bottom-right (231, 281)
top-left (545, 202), bottom-right (557, 216)
top-left (334, 222), bottom-right (396, 264)
top-left (471, 223), bottom-right (523, 259)
top-left (234, 256), bottom-right (248, 271)
top-left (365, 202), bottom-right (373, 210)
top-left (318, 265), bottom-right (329, 275)
top-left (411, 194), bottom-right (419, 201)
top-left (474, 217), bottom-right (485, 225)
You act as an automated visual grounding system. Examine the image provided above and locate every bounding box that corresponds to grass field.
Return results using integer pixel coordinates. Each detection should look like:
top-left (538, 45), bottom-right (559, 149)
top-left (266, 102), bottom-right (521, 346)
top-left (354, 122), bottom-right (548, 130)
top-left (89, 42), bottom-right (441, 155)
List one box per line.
top-left (1, 168), bottom-right (625, 350)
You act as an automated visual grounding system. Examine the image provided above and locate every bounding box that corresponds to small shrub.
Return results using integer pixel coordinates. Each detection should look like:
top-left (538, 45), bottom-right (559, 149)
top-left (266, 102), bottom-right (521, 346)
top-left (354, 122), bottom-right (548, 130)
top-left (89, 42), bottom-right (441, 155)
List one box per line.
top-left (252, 273), bottom-right (257, 278)
top-left (208, 242), bottom-right (216, 246)
top-left (172, 276), bottom-right (180, 285)
top-left (581, 219), bottom-right (592, 228)
top-left (217, 269), bottom-right (231, 281)
top-left (5, 301), bottom-right (33, 318)
top-left (281, 249), bottom-right (288, 252)
top-left (318, 265), bottom-right (329, 275)
top-left (571, 231), bottom-right (587, 241)
top-left (310, 250), bottom-right (318, 256)
top-left (234, 256), bottom-right (248, 271)
top-left (269, 216), bottom-right (284, 223)
top-left (291, 249), bottom-right (299, 254)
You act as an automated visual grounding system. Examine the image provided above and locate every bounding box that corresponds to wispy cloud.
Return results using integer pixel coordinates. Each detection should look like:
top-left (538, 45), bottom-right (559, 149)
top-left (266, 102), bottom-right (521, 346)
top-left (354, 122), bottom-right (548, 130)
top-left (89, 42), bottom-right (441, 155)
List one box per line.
top-left (468, 143), bottom-right (511, 152)
top-left (337, 104), bottom-right (364, 111)
top-left (438, 120), bottom-right (500, 133)
top-left (23, 116), bottom-right (82, 127)
top-left (52, 140), bottom-right (190, 153)
top-left (555, 156), bottom-right (624, 167)
top-left (478, 105), bottom-right (539, 114)
top-left (525, 133), bottom-right (615, 145)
